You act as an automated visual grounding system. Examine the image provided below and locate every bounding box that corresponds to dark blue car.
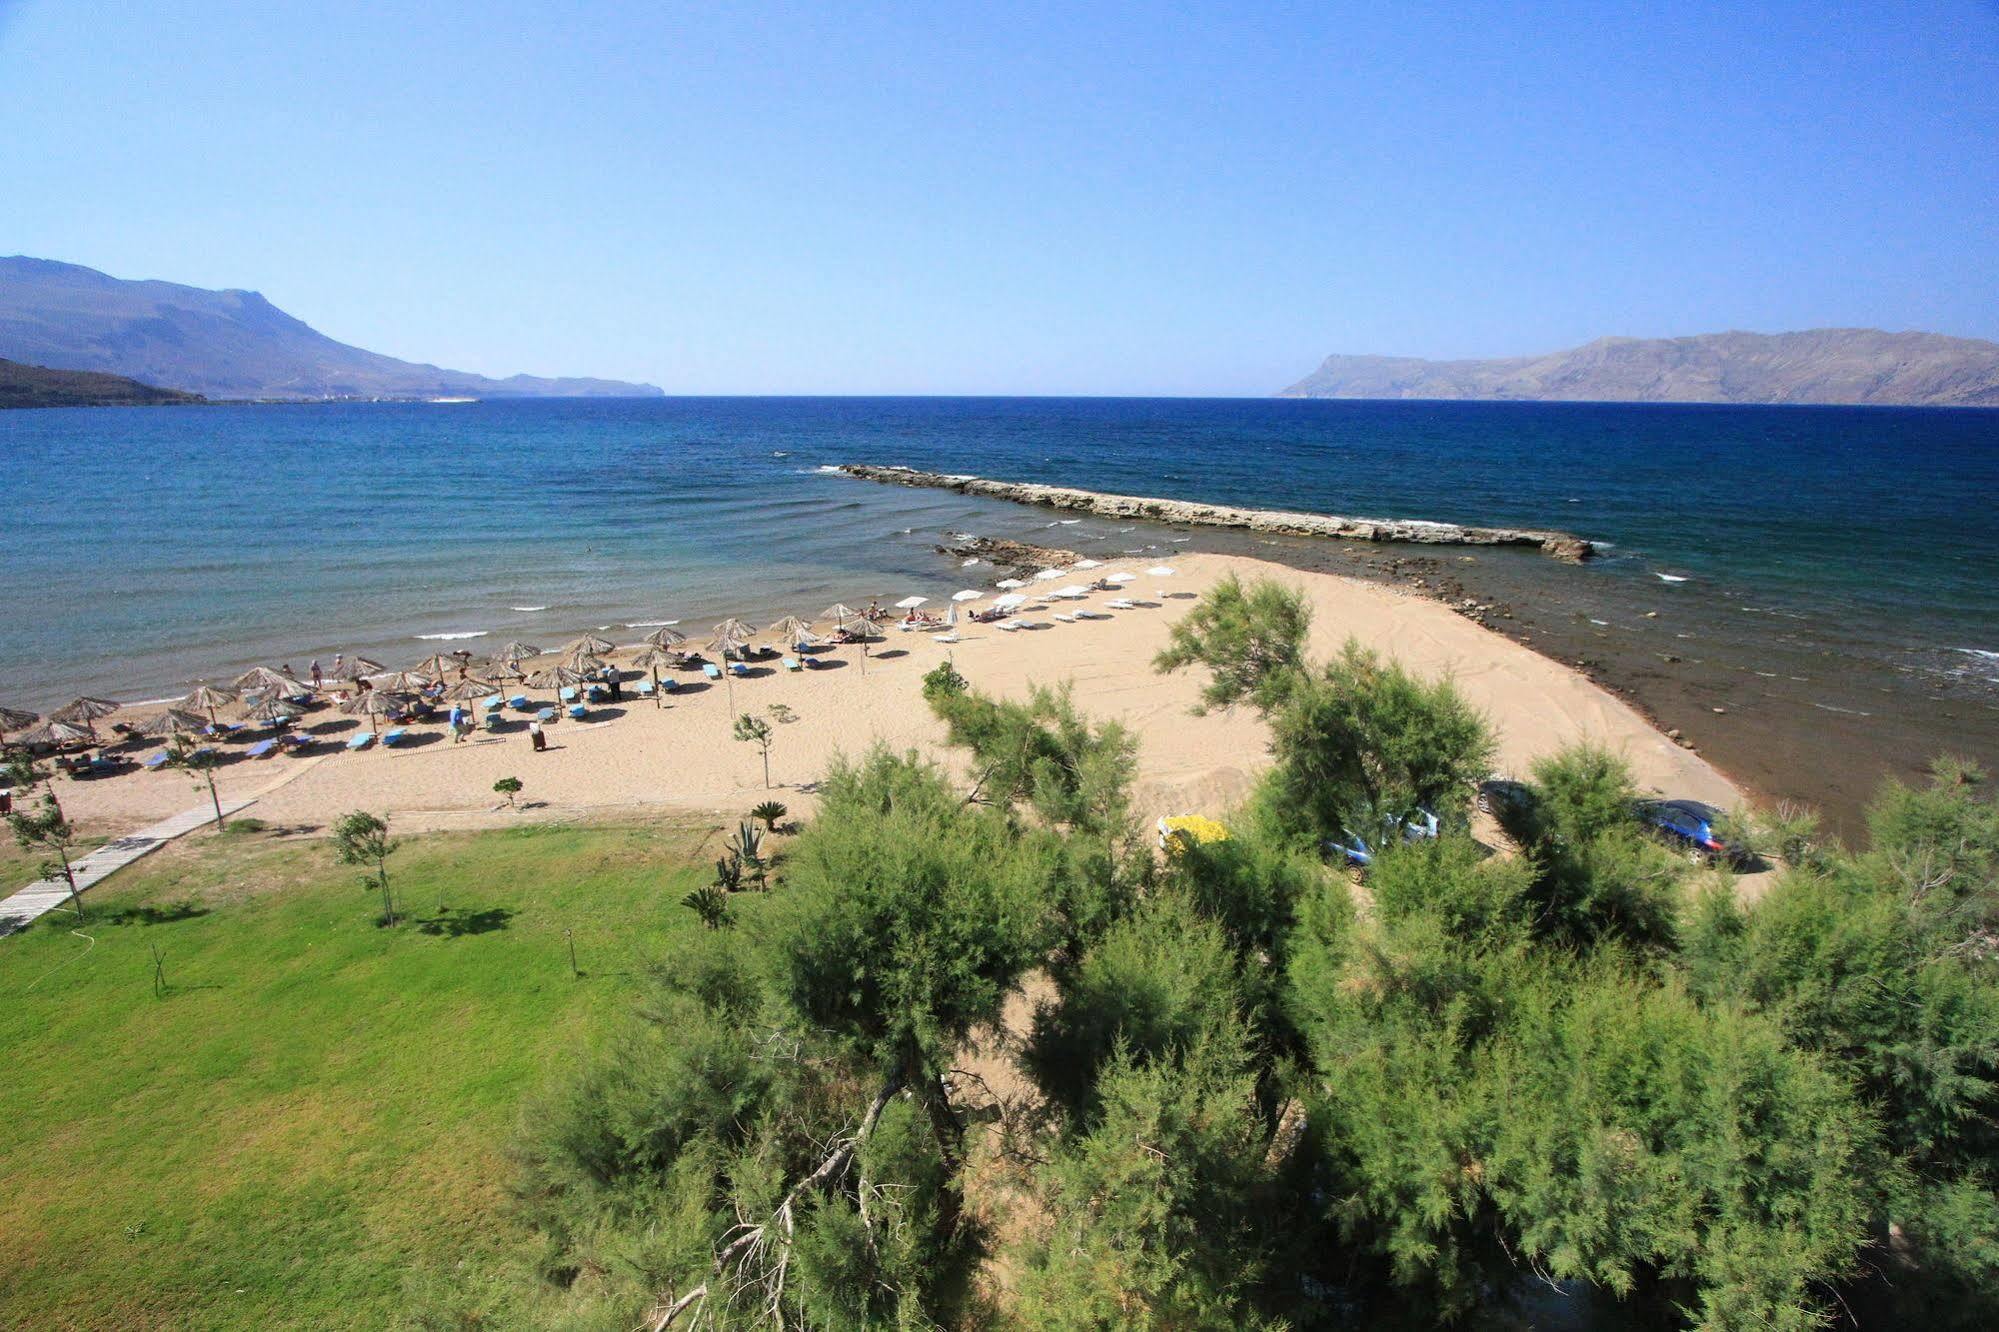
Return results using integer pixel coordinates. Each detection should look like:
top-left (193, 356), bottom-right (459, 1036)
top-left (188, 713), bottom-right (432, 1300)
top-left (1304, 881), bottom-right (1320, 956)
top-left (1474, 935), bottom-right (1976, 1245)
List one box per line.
top-left (1633, 799), bottom-right (1749, 866)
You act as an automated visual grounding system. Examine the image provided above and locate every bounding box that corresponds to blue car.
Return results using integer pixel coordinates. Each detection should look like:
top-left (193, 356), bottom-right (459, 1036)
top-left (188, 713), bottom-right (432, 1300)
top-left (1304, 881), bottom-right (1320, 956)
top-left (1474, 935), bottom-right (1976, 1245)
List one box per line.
top-left (1332, 808), bottom-right (1440, 869)
top-left (1633, 799), bottom-right (1748, 866)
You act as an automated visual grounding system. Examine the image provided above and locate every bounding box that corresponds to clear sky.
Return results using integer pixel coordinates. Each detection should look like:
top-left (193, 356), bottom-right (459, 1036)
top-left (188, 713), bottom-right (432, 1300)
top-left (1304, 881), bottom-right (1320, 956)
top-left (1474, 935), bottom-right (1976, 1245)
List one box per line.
top-left (3, 1), bottom-right (1995, 395)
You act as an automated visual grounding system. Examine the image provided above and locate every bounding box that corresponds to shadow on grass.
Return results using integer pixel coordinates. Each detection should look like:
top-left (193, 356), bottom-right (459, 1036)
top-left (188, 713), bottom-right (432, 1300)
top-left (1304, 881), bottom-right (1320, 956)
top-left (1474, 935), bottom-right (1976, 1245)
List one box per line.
top-left (91, 901), bottom-right (211, 928)
top-left (412, 906), bottom-right (516, 937)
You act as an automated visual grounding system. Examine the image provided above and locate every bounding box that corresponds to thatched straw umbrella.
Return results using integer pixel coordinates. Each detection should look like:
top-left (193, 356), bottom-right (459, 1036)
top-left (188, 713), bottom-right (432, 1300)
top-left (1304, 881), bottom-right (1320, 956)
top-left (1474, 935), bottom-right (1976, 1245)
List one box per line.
top-left (233, 666), bottom-right (305, 696)
top-left (135, 708), bottom-right (207, 740)
top-left (14, 719), bottom-right (96, 749)
top-left (327, 656), bottom-right (384, 692)
top-left (1, 703), bottom-right (40, 732)
top-left (51, 697), bottom-right (121, 725)
top-left (766, 616), bottom-right (821, 652)
top-left (340, 690), bottom-right (412, 734)
top-left (442, 677), bottom-right (498, 702)
top-left (819, 603), bottom-right (877, 673)
top-left (709, 619), bottom-right (756, 659)
top-left (374, 670), bottom-right (435, 694)
top-left (492, 640), bottom-right (543, 664)
top-left (241, 696), bottom-right (305, 728)
top-left (525, 664), bottom-right (588, 695)
top-left (631, 645), bottom-right (681, 705)
top-left (180, 683), bottom-right (239, 728)
top-left (642, 625), bottom-right (688, 649)
top-left (562, 634), bottom-right (615, 664)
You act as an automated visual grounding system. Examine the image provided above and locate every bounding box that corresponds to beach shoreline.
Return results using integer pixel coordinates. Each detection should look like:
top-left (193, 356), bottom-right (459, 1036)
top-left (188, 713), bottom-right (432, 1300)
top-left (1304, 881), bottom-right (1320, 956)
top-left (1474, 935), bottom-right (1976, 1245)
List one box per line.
top-left (30, 553), bottom-right (1750, 863)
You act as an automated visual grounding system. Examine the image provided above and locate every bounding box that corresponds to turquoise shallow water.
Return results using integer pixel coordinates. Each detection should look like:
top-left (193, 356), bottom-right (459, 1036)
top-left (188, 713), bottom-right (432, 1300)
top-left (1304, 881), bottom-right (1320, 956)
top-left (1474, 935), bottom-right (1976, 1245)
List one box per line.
top-left (1, 396), bottom-right (1995, 720)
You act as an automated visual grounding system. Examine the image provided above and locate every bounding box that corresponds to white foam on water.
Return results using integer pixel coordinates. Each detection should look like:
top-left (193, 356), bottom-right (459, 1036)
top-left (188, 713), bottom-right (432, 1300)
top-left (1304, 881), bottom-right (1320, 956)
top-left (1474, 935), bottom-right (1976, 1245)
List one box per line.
top-left (627, 619), bottom-right (680, 628)
top-left (1654, 573), bottom-right (1689, 583)
top-left (415, 630), bottom-right (488, 641)
top-left (1953, 647), bottom-right (1999, 661)
top-left (1813, 703), bottom-right (1873, 716)
top-left (510, 605), bottom-right (549, 612)
top-left (813, 464), bottom-right (841, 474)
top-left (1059, 519), bottom-right (1081, 525)
top-left (962, 558), bottom-right (980, 566)
top-left (1588, 618), bottom-right (1609, 626)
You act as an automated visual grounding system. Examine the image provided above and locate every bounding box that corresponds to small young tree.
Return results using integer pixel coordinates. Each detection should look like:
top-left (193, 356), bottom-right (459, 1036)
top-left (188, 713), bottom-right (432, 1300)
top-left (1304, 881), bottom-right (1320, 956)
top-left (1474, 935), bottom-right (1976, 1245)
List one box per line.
top-left (750, 799), bottom-right (788, 833)
top-left (6, 792), bottom-right (85, 921)
top-left (333, 810), bottom-right (400, 925)
top-left (165, 735), bottom-right (225, 828)
top-left (733, 713), bottom-right (775, 788)
top-left (493, 775), bottom-right (523, 810)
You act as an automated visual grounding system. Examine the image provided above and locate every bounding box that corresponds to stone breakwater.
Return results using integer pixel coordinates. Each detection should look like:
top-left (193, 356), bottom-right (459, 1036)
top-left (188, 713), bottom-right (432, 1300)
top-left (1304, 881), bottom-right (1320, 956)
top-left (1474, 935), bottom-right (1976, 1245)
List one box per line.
top-left (839, 464), bottom-right (1596, 562)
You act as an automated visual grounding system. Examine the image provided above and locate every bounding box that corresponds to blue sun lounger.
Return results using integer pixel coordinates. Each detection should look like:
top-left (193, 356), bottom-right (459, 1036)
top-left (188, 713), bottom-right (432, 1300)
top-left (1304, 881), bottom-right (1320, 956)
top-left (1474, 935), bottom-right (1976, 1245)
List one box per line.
top-left (783, 656), bottom-right (802, 672)
top-left (246, 738), bottom-right (279, 759)
top-left (702, 663), bottom-right (723, 680)
top-left (559, 685), bottom-right (578, 703)
top-left (635, 678), bottom-right (655, 698)
top-left (143, 750), bottom-right (170, 770)
top-left (536, 707), bottom-right (557, 723)
top-left (480, 694), bottom-right (504, 712)
top-left (566, 703), bottom-right (587, 721)
top-left (511, 694), bottom-right (532, 711)
top-left (729, 660), bottom-right (750, 677)
top-left (587, 684), bottom-right (608, 703)
top-left (382, 728), bottom-right (408, 747)
top-left (347, 731), bottom-right (376, 751)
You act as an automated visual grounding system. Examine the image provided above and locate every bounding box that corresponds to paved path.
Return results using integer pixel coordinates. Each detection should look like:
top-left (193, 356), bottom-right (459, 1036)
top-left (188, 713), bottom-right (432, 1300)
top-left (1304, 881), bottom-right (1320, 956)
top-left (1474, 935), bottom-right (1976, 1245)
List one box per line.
top-left (0, 798), bottom-right (253, 938)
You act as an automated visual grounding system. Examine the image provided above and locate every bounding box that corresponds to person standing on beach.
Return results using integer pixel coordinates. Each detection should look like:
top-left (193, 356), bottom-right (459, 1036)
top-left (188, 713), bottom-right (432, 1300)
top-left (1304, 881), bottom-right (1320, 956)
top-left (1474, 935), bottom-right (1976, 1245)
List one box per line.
top-left (310, 659), bottom-right (323, 690)
top-left (332, 653), bottom-right (344, 679)
top-left (529, 717), bottom-right (546, 753)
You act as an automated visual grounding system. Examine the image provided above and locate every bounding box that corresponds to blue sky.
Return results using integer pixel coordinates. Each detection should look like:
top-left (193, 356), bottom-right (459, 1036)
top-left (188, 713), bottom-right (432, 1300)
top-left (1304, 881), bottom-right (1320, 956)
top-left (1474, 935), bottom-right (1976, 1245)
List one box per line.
top-left (3, 2), bottom-right (1995, 394)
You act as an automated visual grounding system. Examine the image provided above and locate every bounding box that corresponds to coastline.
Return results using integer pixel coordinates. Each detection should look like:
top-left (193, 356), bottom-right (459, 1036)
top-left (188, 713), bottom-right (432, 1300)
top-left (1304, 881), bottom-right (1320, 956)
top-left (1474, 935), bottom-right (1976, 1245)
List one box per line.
top-left (40, 553), bottom-right (1748, 860)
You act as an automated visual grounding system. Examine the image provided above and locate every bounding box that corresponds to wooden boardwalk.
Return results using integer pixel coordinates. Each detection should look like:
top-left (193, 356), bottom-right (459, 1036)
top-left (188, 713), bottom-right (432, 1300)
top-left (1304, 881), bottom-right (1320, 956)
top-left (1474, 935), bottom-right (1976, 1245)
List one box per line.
top-left (0, 799), bottom-right (252, 937)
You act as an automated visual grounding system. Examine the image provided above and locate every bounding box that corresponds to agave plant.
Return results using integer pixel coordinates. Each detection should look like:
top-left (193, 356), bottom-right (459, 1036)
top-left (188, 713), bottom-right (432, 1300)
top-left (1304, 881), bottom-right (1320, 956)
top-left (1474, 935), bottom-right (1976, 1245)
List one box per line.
top-left (713, 855), bottom-right (743, 894)
top-left (681, 885), bottom-right (732, 930)
top-left (727, 821), bottom-right (768, 889)
top-left (750, 800), bottom-right (788, 833)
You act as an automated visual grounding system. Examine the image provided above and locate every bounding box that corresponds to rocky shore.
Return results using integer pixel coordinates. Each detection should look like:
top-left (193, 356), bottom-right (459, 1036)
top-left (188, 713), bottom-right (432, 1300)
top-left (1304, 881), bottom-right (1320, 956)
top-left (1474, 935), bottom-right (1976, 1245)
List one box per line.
top-left (840, 464), bottom-right (1596, 561)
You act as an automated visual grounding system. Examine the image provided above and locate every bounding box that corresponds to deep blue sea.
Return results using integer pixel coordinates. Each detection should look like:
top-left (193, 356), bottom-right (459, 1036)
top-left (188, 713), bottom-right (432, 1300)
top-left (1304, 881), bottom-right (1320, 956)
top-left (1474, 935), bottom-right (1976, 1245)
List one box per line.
top-left (2, 398), bottom-right (1995, 751)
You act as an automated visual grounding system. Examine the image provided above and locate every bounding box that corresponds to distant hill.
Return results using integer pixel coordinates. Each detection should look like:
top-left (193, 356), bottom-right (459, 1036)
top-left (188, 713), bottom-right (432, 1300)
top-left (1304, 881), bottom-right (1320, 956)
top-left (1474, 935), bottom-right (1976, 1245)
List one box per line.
top-left (0, 257), bottom-right (664, 401)
top-left (0, 357), bottom-right (204, 409)
top-left (1279, 329), bottom-right (1999, 407)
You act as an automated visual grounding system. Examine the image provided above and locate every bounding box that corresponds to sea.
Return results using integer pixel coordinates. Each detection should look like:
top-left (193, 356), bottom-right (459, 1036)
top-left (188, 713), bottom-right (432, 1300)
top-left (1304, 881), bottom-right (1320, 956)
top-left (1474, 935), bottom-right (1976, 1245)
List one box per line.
top-left (3, 397), bottom-right (1995, 832)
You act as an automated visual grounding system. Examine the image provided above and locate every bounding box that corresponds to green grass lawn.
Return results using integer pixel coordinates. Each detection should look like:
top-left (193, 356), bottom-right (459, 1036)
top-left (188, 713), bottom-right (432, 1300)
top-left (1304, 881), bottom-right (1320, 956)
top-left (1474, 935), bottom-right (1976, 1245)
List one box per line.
top-left (0, 817), bottom-right (722, 1331)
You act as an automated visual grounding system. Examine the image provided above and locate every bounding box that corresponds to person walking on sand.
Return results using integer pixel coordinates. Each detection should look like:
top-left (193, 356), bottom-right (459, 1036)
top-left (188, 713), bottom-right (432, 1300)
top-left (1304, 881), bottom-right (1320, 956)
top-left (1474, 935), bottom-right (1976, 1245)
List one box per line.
top-left (529, 717), bottom-right (547, 753)
top-left (310, 659), bottom-right (323, 690)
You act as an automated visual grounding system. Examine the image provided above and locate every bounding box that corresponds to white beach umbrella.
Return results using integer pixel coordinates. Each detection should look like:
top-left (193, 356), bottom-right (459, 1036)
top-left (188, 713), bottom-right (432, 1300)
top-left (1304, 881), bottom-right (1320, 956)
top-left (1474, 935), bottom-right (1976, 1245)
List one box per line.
top-left (993, 593), bottom-right (1028, 610)
top-left (894, 595), bottom-right (928, 610)
top-left (1033, 568), bottom-right (1066, 582)
top-left (1104, 571), bottom-right (1137, 584)
top-left (1072, 559), bottom-right (1102, 570)
top-left (950, 589), bottom-right (982, 602)
top-left (1146, 566), bottom-right (1177, 577)
top-left (994, 578), bottom-right (1026, 590)
top-left (1054, 585), bottom-right (1089, 599)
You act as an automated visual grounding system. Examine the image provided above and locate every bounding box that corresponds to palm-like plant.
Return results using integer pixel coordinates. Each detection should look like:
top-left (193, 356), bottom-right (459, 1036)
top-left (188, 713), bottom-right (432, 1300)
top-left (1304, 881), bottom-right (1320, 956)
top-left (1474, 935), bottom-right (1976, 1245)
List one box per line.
top-left (681, 884), bottom-right (732, 930)
top-left (750, 800), bottom-right (788, 833)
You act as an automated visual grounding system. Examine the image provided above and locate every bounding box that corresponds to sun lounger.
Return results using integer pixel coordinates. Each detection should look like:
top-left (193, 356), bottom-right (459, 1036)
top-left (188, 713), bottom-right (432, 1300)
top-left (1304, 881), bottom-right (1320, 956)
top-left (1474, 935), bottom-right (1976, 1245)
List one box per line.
top-left (511, 694), bottom-right (532, 711)
top-left (347, 731), bottom-right (375, 751)
top-left (783, 657), bottom-right (801, 672)
top-left (566, 703), bottom-right (587, 721)
top-left (1051, 612), bottom-right (1075, 623)
top-left (1107, 598), bottom-right (1136, 609)
top-left (536, 706), bottom-right (556, 723)
top-left (587, 685), bottom-right (608, 703)
top-left (381, 728), bottom-right (408, 747)
top-left (729, 661), bottom-right (749, 677)
top-left (143, 750), bottom-right (170, 770)
top-left (483, 711), bottom-right (502, 731)
top-left (559, 686), bottom-right (578, 703)
top-left (703, 663), bottom-right (723, 680)
top-left (246, 738), bottom-right (279, 759)
top-left (996, 619), bottom-right (1020, 632)
top-left (480, 694), bottom-right (504, 712)
top-left (635, 678), bottom-right (655, 697)
top-left (935, 633), bottom-right (960, 644)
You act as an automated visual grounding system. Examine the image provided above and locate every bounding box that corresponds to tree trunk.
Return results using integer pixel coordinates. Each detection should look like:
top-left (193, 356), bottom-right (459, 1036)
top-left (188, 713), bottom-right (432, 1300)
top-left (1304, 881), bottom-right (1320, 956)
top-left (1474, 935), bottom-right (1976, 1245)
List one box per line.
top-left (918, 1065), bottom-right (965, 1237)
top-left (58, 844), bottom-right (82, 922)
top-left (206, 773), bottom-right (224, 828)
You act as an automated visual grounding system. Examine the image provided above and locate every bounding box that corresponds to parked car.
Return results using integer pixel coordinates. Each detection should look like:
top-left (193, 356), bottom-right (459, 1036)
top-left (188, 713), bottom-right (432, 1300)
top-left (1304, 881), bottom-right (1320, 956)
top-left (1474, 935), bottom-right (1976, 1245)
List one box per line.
top-left (1633, 798), bottom-right (1750, 866)
top-left (1332, 807), bottom-right (1440, 869)
top-left (1475, 777), bottom-right (1536, 822)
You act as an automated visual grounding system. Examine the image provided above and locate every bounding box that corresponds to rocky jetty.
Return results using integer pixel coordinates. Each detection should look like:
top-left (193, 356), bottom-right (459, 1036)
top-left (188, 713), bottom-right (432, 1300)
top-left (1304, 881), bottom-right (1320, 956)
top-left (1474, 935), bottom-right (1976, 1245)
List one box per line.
top-left (841, 464), bottom-right (1595, 562)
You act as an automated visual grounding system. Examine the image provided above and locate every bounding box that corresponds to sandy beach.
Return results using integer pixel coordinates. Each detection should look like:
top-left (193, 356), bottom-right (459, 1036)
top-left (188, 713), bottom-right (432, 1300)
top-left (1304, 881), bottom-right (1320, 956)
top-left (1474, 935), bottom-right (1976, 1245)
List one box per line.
top-left (41, 552), bottom-right (1745, 845)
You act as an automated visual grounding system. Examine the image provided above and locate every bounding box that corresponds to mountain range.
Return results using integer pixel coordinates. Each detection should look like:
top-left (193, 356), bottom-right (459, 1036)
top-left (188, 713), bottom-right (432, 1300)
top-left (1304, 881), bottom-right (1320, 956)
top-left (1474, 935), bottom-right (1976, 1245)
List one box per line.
top-left (0, 257), bottom-right (662, 401)
top-left (1279, 329), bottom-right (1999, 407)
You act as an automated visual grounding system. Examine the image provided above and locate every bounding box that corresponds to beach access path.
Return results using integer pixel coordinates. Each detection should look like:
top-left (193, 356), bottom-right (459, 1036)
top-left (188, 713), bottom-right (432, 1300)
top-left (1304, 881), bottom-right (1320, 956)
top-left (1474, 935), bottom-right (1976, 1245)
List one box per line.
top-left (0, 753), bottom-right (331, 938)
